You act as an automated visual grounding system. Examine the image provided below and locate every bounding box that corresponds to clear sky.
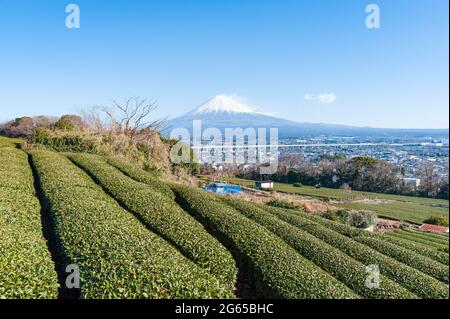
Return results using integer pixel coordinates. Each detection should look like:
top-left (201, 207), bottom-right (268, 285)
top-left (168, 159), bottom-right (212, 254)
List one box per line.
top-left (0, 0), bottom-right (448, 128)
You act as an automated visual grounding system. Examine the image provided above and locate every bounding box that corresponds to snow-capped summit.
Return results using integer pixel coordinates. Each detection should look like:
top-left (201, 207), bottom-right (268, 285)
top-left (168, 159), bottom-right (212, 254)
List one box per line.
top-left (165, 95), bottom-right (447, 138)
top-left (187, 94), bottom-right (261, 115)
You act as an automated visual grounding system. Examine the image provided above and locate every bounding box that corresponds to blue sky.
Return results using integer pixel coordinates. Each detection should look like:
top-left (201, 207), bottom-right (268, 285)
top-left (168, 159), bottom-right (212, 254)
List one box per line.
top-left (0, 0), bottom-right (448, 128)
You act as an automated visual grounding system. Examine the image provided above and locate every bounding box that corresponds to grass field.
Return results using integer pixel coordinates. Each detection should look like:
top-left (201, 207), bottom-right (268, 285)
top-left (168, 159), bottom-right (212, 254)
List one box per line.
top-left (1, 137), bottom-right (449, 299)
top-left (226, 178), bottom-right (449, 224)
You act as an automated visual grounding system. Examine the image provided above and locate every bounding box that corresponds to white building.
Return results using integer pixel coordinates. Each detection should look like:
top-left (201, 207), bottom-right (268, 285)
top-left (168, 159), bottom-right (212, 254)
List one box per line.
top-left (255, 181), bottom-right (274, 190)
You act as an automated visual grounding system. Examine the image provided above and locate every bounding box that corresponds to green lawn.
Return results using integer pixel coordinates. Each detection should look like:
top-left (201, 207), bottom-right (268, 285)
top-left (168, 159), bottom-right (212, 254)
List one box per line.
top-left (226, 177), bottom-right (449, 224)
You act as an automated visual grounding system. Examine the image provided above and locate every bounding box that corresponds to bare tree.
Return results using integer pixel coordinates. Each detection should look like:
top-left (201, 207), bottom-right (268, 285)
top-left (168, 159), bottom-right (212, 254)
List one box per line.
top-left (417, 161), bottom-right (441, 197)
top-left (77, 106), bottom-right (110, 131)
top-left (0, 117), bottom-right (34, 137)
top-left (100, 97), bottom-right (166, 137)
top-left (280, 154), bottom-right (302, 169)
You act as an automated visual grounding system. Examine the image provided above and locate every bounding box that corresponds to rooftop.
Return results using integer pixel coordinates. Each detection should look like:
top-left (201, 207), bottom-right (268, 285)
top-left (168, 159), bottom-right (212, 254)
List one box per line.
top-left (418, 224), bottom-right (449, 233)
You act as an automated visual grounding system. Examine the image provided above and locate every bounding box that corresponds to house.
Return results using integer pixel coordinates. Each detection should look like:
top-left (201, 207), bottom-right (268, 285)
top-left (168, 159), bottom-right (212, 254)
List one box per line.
top-left (418, 224), bottom-right (449, 233)
top-left (204, 183), bottom-right (241, 195)
top-left (255, 181), bottom-right (274, 190)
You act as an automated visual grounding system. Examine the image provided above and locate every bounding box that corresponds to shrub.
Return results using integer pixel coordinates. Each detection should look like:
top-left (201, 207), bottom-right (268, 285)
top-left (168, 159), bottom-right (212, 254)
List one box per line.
top-left (355, 236), bottom-right (448, 284)
top-left (263, 206), bottom-right (449, 299)
top-left (0, 148), bottom-right (59, 298)
top-left (163, 138), bottom-right (200, 175)
top-left (410, 229), bottom-right (449, 244)
top-left (345, 210), bottom-right (377, 229)
top-left (54, 115), bottom-right (83, 131)
top-left (297, 211), bottom-right (368, 238)
top-left (222, 197), bottom-right (416, 299)
top-left (143, 161), bottom-right (161, 176)
top-left (0, 136), bottom-right (23, 148)
top-left (322, 210), bottom-right (377, 229)
top-left (380, 234), bottom-right (449, 265)
top-left (31, 127), bottom-right (96, 153)
top-left (106, 156), bottom-right (174, 198)
top-left (31, 150), bottom-right (234, 298)
top-left (385, 231), bottom-right (449, 251)
top-left (410, 229), bottom-right (449, 240)
top-left (68, 153), bottom-right (237, 289)
top-left (403, 229), bottom-right (449, 247)
top-left (295, 211), bottom-right (448, 283)
top-left (403, 229), bottom-right (449, 245)
top-left (266, 199), bottom-right (298, 210)
top-left (170, 183), bottom-right (358, 299)
top-left (293, 182), bottom-right (302, 187)
top-left (423, 215), bottom-right (449, 227)
top-left (321, 210), bottom-right (348, 224)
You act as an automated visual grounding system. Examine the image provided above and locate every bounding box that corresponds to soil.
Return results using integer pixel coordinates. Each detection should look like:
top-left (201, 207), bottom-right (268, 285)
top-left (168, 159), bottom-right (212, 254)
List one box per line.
top-left (237, 187), bottom-right (336, 213)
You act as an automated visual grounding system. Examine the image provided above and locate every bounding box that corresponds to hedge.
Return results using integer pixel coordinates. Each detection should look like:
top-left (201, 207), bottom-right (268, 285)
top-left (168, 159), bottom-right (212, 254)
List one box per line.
top-left (222, 197), bottom-right (416, 299)
top-left (380, 234), bottom-right (449, 266)
top-left (355, 236), bottom-right (449, 284)
top-left (107, 157), bottom-right (174, 198)
top-left (170, 183), bottom-right (358, 299)
top-left (403, 229), bottom-right (449, 246)
top-left (0, 147), bottom-right (59, 298)
top-left (292, 211), bottom-right (449, 283)
top-left (0, 136), bottom-right (22, 148)
top-left (385, 231), bottom-right (449, 252)
top-left (294, 211), bottom-right (370, 238)
top-left (263, 206), bottom-right (449, 299)
top-left (410, 230), bottom-right (449, 240)
top-left (266, 199), bottom-right (299, 210)
top-left (418, 233), bottom-right (449, 242)
top-left (68, 153), bottom-right (237, 289)
top-left (30, 150), bottom-right (234, 298)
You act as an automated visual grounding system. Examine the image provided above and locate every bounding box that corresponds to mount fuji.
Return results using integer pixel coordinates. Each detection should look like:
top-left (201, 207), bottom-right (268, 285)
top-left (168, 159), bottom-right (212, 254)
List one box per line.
top-left (165, 94), bottom-right (448, 138)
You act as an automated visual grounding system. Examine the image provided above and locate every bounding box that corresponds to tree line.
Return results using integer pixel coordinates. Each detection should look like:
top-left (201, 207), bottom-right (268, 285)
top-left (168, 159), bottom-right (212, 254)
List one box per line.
top-left (235, 154), bottom-right (449, 199)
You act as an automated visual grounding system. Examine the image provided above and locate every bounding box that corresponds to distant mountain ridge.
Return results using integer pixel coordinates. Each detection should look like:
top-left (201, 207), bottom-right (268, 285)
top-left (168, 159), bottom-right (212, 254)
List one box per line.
top-left (165, 94), bottom-right (449, 138)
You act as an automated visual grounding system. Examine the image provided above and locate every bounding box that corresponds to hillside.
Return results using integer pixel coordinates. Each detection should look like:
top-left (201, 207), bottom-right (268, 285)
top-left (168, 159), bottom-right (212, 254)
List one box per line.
top-left (0, 136), bottom-right (449, 299)
top-left (226, 178), bottom-right (449, 224)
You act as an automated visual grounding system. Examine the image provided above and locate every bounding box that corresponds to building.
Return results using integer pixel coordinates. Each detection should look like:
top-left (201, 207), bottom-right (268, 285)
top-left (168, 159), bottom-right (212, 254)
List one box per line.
top-left (255, 181), bottom-right (274, 190)
top-left (204, 183), bottom-right (241, 195)
top-left (418, 224), bottom-right (449, 233)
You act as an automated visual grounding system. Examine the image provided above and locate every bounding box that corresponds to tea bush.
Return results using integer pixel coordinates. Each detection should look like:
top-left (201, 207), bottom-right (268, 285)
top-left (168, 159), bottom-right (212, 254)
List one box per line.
top-left (222, 196), bottom-right (416, 299)
top-left (294, 211), bottom-right (449, 283)
top-left (403, 229), bottom-right (449, 246)
top-left (263, 206), bottom-right (449, 299)
top-left (31, 150), bottom-right (234, 298)
top-left (385, 231), bottom-right (449, 251)
top-left (68, 153), bottom-right (237, 289)
top-left (171, 183), bottom-right (358, 299)
top-left (356, 236), bottom-right (449, 283)
top-left (106, 156), bottom-right (174, 198)
top-left (266, 199), bottom-right (299, 210)
top-left (0, 147), bottom-right (58, 298)
top-left (380, 234), bottom-right (448, 265)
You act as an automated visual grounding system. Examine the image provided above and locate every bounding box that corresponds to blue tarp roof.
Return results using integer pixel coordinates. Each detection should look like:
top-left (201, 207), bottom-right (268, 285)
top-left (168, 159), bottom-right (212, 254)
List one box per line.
top-left (214, 183), bottom-right (227, 187)
top-left (204, 183), bottom-right (241, 195)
